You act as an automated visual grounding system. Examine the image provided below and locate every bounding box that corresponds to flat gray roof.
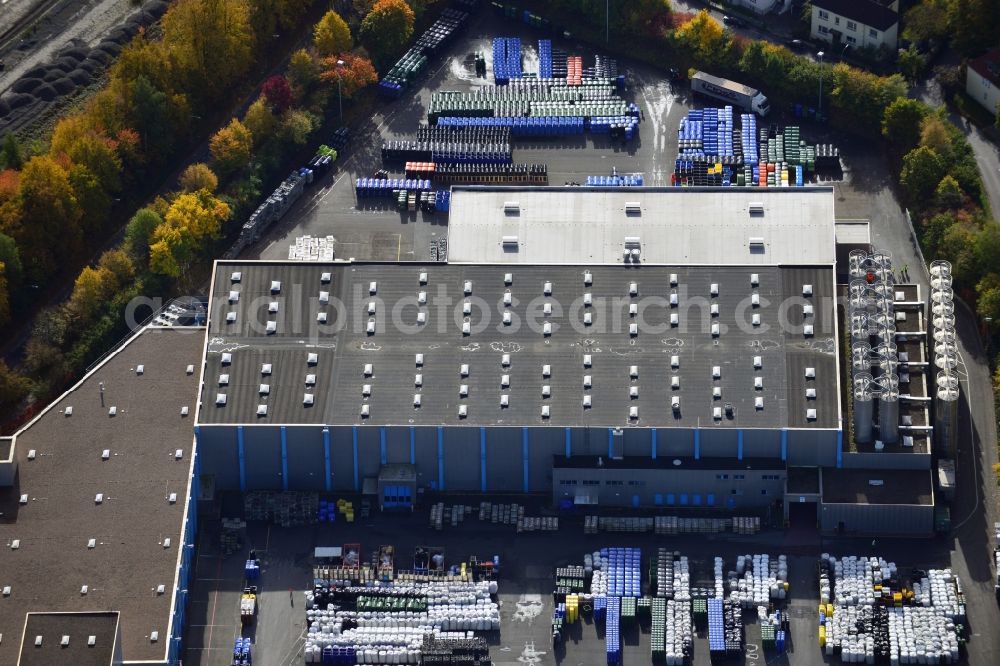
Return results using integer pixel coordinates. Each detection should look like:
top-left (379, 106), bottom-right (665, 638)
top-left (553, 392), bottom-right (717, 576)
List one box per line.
top-left (445, 187), bottom-right (837, 265)
top-left (199, 261), bottom-right (841, 429)
top-left (0, 327), bottom-right (203, 664)
top-left (17, 612), bottom-right (119, 666)
top-left (821, 468), bottom-right (933, 505)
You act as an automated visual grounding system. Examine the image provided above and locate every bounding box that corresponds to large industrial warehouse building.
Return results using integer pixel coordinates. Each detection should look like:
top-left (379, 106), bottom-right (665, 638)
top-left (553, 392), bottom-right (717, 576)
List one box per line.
top-left (192, 187), bottom-right (937, 534)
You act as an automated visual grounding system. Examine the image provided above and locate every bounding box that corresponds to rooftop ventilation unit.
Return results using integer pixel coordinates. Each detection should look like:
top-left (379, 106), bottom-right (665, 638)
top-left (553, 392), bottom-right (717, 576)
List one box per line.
top-left (361, 404), bottom-right (370, 418)
top-left (503, 291), bottom-right (512, 306)
top-left (625, 202), bottom-right (641, 214)
top-left (317, 312), bottom-right (328, 323)
top-left (583, 293), bottom-right (592, 306)
top-left (462, 321), bottom-right (471, 335)
top-left (748, 202), bottom-right (764, 215)
top-left (712, 366), bottom-right (721, 379)
top-left (413, 394), bottom-right (421, 407)
top-left (418, 291), bottom-right (427, 305)
top-left (749, 237), bottom-right (765, 248)
top-left (803, 324), bottom-right (814, 337)
top-left (543, 281), bottom-right (553, 295)
top-left (806, 408), bottom-right (817, 420)
top-left (504, 272), bottom-right (512, 285)
top-left (186, 365), bottom-right (194, 374)
top-left (367, 319), bottom-right (376, 334)
top-left (629, 323), bottom-right (638, 336)
top-left (95, 493), bottom-right (104, 504)
top-left (629, 386), bottom-right (639, 398)
top-left (261, 363), bottom-right (272, 375)
top-left (463, 302), bottom-right (473, 315)
top-left (464, 280), bottom-right (473, 295)
top-left (804, 304), bottom-right (814, 316)
top-left (583, 312), bottom-right (593, 325)
top-left (228, 291), bottom-right (239, 303)
top-left (216, 393), bottom-right (227, 406)
top-left (755, 397), bottom-right (764, 409)
top-left (670, 292), bottom-right (678, 307)
top-left (458, 405), bottom-right (468, 418)
top-left (221, 353), bottom-right (232, 365)
top-left (503, 311), bottom-right (512, 325)
top-left (753, 356), bottom-right (762, 369)
top-left (458, 384), bottom-right (469, 398)
top-left (368, 301), bottom-right (377, 315)
top-left (502, 235), bottom-right (519, 247)
top-left (265, 321), bottom-right (277, 334)
top-left (670, 273), bottom-right (678, 286)
top-left (671, 355), bottom-right (680, 369)
top-left (503, 201), bottom-right (520, 213)
top-left (101, 449), bottom-right (110, 460)
top-left (231, 271), bottom-right (242, 282)
top-left (369, 281), bottom-right (377, 295)
top-left (541, 406), bottom-right (550, 418)
top-left (629, 281), bottom-right (638, 296)
top-left (542, 385), bottom-right (551, 397)
top-left (362, 384), bottom-right (372, 397)
top-left (219, 374), bottom-right (229, 385)
top-left (629, 406), bottom-right (639, 420)
top-left (135, 364), bottom-right (144, 374)
top-left (754, 377), bottom-right (763, 390)
top-left (168, 493), bottom-right (177, 504)
top-left (711, 323), bottom-right (720, 337)
top-left (460, 364), bottom-right (470, 376)
top-left (34, 636), bottom-right (42, 647)
top-left (415, 353), bottom-right (424, 366)
top-left (226, 311), bottom-right (237, 323)
top-left (752, 314), bottom-right (761, 326)
top-left (363, 363), bottom-right (373, 377)
top-left (414, 374), bottom-right (422, 387)
top-left (710, 303), bottom-right (719, 316)
top-left (19, 494), bottom-right (27, 504)
top-left (259, 384), bottom-right (270, 395)
top-left (419, 271), bottom-right (428, 284)
top-left (584, 271), bottom-right (593, 285)
top-left (805, 367), bottom-right (816, 379)
top-left (303, 393), bottom-right (314, 406)
top-left (268, 301), bottom-right (279, 313)
top-left (501, 374), bottom-right (510, 388)
top-left (710, 283), bottom-right (719, 296)
top-left (806, 388), bottom-right (817, 399)
top-left (629, 365), bottom-right (639, 378)
top-left (321, 272), bottom-right (331, 283)
top-left (270, 280), bottom-right (281, 294)
top-left (257, 404), bottom-right (268, 416)
top-left (751, 293), bottom-right (760, 307)
top-left (672, 376), bottom-right (680, 389)
top-left (629, 303), bottom-right (638, 316)
top-left (672, 396), bottom-right (680, 411)
top-left (64, 406), bottom-right (72, 416)
top-left (305, 374), bottom-right (316, 386)
top-left (542, 364), bottom-right (551, 377)
top-left (543, 303), bottom-right (552, 315)
top-left (583, 395), bottom-right (592, 408)
top-left (713, 407), bottom-right (723, 420)
top-left (417, 311), bottom-right (426, 324)
top-left (584, 354), bottom-right (592, 367)
top-left (27, 450), bottom-right (35, 460)
top-left (583, 375), bottom-right (592, 389)
top-left (750, 273), bottom-right (759, 286)
top-left (713, 387), bottom-right (722, 399)
top-left (803, 284), bottom-right (813, 296)
top-left (500, 394), bottom-right (510, 408)
top-left (307, 353), bottom-right (319, 365)
top-left (670, 313), bottom-right (679, 326)
top-left (502, 354), bottom-right (511, 367)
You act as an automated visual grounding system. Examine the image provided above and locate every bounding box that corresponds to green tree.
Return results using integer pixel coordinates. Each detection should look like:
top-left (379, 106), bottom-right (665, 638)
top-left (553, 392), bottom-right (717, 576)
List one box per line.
top-left (360, 0), bottom-right (415, 68)
top-left (314, 10), bottom-right (352, 56)
top-left (179, 163), bottom-right (219, 193)
top-left (161, 0), bottom-right (254, 99)
top-left (975, 273), bottom-right (1000, 325)
top-left (287, 49), bottom-right (319, 94)
top-left (0, 232), bottom-right (23, 291)
top-left (882, 98), bottom-right (928, 154)
top-left (16, 156), bottom-right (82, 284)
top-left (897, 45), bottom-right (927, 81)
top-left (124, 208), bottom-right (162, 260)
top-left (0, 261), bottom-right (9, 327)
top-left (278, 109), bottom-right (316, 146)
top-left (947, 0), bottom-right (998, 56)
top-left (899, 146), bottom-right (946, 206)
top-left (244, 97), bottom-right (278, 147)
top-left (938, 220), bottom-right (979, 284)
top-left (935, 175), bottom-right (964, 208)
top-left (0, 361), bottom-right (30, 410)
top-left (68, 164), bottom-right (113, 234)
top-left (973, 224), bottom-right (1000, 275)
top-left (127, 75), bottom-right (172, 158)
top-left (919, 115), bottom-right (954, 157)
top-left (68, 265), bottom-right (116, 323)
top-left (1, 133), bottom-right (22, 170)
top-left (210, 119), bottom-right (253, 177)
top-left (920, 212), bottom-right (956, 257)
top-left (902, 0), bottom-right (949, 44)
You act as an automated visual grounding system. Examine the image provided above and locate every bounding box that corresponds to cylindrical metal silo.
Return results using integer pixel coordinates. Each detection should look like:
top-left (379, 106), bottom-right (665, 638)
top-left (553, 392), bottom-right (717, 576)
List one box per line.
top-left (853, 373), bottom-right (875, 445)
top-left (934, 372), bottom-right (959, 457)
top-left (878, 374), bottom-right (900, 445)
top-left (850, 312), bottom-right (870, 344)
top-left (849, 250), bottom-right (869, 280)
top-left (851, 342), bottom-right (872, 376)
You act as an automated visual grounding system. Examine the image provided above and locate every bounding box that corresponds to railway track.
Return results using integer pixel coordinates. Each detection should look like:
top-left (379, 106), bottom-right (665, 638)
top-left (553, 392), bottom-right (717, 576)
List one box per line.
top-left (0, 0), bottom-right (66, 57)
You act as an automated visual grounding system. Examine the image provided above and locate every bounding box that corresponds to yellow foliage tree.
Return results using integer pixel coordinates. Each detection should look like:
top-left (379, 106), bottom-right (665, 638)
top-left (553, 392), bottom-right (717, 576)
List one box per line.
top-left (149, 191), bottom-right (230, 277)
top-left (68, 265), bottom-right (116, 323)
top-left (209, 119), bottom-right (253, 177)
top-left (673, 10), bottom-right (727, 65)
top-left (243, 97), bottom-right (278, 147)
top-left (161, 0), bottom-right (254, 96)
top-left (314, 10), bottom-right (352, 56)
top-left (179, 163), bottom-right (219, 193)
top-left (920, 115), bottom-right (953, 157)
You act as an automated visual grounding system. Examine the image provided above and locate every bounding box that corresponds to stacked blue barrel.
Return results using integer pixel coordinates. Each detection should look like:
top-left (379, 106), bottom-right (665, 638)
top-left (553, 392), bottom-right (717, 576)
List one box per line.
top-left (606, 596), bottom-right (621, 665)
top-left (585, 175), bottom-right (643, 187)
top-left (379, 8), bottom-right (470, 97)
top-left (232, 637), bottom-right (252, 665)
top-left (538, 40), bottom-right (553, 79)
top-left (492, 37), bottom-right (522, 85)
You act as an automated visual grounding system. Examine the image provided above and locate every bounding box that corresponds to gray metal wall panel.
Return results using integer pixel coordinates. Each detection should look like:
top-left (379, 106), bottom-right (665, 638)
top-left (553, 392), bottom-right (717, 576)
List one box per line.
top-left (657, 428), bottom-right (695, 457)
top-left (486, 427), bottom-right (522, 491)
top-left (198, 426), bottom-right (240, 490)
top-left (285, 426), bottom-right (326, 490)
top-left (329, 426), bottom-right (355, 491)
top-left (840, 452), bottom-right (931, 470)
top-left (623, 428), bottom-right (652, 458)
top-left (699, 429), bottom-right (738, 458)
top-left (820, 503), bottom-right (933, 535)
top-left (527, 427), bottom-right (564, 491)
top-left (443, 427), bottom-right (479, 491)
top-left (357, 427), bottom-right (381, 482)
top-left (742, 429), bottom-right (781, 459)
top-left (572, 427), bottom-right (607, 456)
top-left (385, 427), bottom-right (411, 465)
top-left (413, 427), bottom-right (438, 490)
top-left (243, 426), bottom-right (282, 490)
top-left (786, 430), bottom-right (838, 466)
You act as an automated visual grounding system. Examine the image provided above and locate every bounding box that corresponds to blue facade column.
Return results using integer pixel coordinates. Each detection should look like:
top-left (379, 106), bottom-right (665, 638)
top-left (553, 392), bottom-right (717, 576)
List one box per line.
top-left (564, 427), bottom-right (572, 457)
top-left (351, 427), bottom-right (360, 491)
top-left (522, 427), bottom-right (530, 492)
top-left (480, 427), bottom-right (487, 492)
top-left (280, 426), bottom-right (289, 491)
top-left (437, 427), bottom-right (445, 490)
top-left (780, 430), bottom-right (788, 462)
top-left (237, 425), bottom-right (247, 491)
top-left (693, 428), bottom-right (701, 460)
top-left (379, 427), bottom-right (387, 465)
top-left (651, 429), bottom-right (658, 460)
top-left (607, 428), bottom-right (614, 458)
top-left (323, 428), bottom-right (332, 492)
top-left (409, 427), bottom-right (416, 464)
top-left (737, 430), bottom-right (744, 461)
top-left (836, 430), bottom-right (844, 468)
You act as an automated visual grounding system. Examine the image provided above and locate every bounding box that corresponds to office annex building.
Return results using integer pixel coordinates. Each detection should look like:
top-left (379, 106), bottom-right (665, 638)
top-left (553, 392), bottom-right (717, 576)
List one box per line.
top-left (0, 186), bottom-right (944, 664)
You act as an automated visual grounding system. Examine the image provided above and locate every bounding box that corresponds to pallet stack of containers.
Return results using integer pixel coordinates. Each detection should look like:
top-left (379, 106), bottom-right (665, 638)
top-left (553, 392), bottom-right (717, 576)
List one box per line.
top-left (708, 598), bottom-right (725, 659)
top-left (232, 637), bottom-right (252, 666)
top-left (606, 596), bottom-right (621, 665)
top-left (432, 163), bottom-right (546, 185)
top-left (552, 48), bottom-right (567, 78)
top-left (355, 178), bottom-right (432, 199)
top-left (538, 39), bottom-right (553, 79)
top-left (605, 547), bottom-right (641, 597)
top-left (585, 174), bottom-right (644, 186)
top-left (567, 56), bottom-right (583, 85)
top-left (620, 596), bottom-right (636, 626)
top-left (651, 597), bottom-right (666, 660)
top-left (379, 9), bottom-right (469, 97)
top-left (594, 595), bottom-right (607, 623)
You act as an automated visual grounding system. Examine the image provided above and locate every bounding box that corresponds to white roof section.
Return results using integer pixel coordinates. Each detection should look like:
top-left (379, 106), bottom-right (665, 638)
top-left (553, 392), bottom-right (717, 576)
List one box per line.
top-left (446, 187), bottom-right (837, 266)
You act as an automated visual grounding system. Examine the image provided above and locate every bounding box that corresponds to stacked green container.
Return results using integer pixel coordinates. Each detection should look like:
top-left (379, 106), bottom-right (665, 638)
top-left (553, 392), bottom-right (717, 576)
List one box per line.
top-left (651, 598), bottom-right (666, 660)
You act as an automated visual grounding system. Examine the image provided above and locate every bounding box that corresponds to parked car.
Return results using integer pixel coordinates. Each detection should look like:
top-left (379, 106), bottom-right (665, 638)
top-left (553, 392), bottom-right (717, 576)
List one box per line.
top-left (722, 15), bottom-right (746, 28)
top-left (787, 39), bottom-right (807, 52)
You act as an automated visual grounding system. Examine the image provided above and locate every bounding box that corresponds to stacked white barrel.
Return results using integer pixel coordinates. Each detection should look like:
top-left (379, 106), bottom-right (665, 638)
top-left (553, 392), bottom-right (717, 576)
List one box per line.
top-left (887, 607), bottom-right (960, 664)
top-left (713, 557), bottom-right (725, 599)
top-left (672, 556), bottom-right (691, 602)
top-left (663, 599), bottom-right (693, 666)
top-left (729, 554), bottom-right (787, 607)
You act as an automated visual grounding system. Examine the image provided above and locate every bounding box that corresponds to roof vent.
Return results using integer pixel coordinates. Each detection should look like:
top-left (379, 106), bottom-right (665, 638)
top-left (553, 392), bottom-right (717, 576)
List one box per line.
top-left (671, 376), bottom-right (680, 389)
top-left (584, 271), bottom-right (593, 285)
top-left (417, 311), bottom-right (427, 324)
top-left (583, 293), bottom-right (592, 306)
top-left (625, 202), bottom-right (641, 214)
top-left (583, 395), bottom-right (592, 408)
top-left (805, 367), bottom-right (816, 378)
top-left (629, 406), bottom-right (639, 420)
top-left (256, 404), bottom-right (268, 417)
top-left (361, 404), bottom-right (370, 418)
top-left (231, 271), bottom-right (242, 282)
top-left (369, 281), bottom-right (377, 295)
top-left (671, 355), bottom-right (680, 368)
top-left (413, 394), bottom-right (421, 408)
top-left (321, 272), bottom-right (332, 283)
top-left (307, 353), bottom-right (319, 365)
top-left (503, 201), bottom-right (520, 213)
top-left (749, 237), bottom-right (765, 248)
top-left (261, 363), bottom-right (272, 375)
top-left (753, 356), bottom-right (762, 369)
top-left (502, 235), bottom-right (519, 247)
top-left (186, 365), bottom-right (194, 375)
top-left (95, 493), bottom-right (104, 504)
top-left (419, 271), bottom-right (428, 284)
top-left (101, 449), bottom-right (110, 460)
top-left (415, 353), bottom-right (424, 367)
top-left (543, 281), bottom-right (553, 295)
top-left (755, 397), bottom-right (764, 409)
top-left (317, 312), bottom-right (328, 323)
top-left (803, 324), bottom-right (814, 336)
top-left (226, 312), bottom-right (237, 323)
top-left (305, 374), bottom-right (316, 386)
top-left (266, 321), bottom-right (277, 334)
top-left (713, 387), bottom-right (722, 399)
top-left (19, 494), bottom-right (27, 504)
top-left (228, 291), bottom-right (239, 303)
top-left (806, 388), bottom-right (817, 399)
top-left (542, 385), bottom-right (551, 397)
top-left (88, 636), bottom-right (96, 647)
top-left (150, 631), bottom-right (159, 643)
top-left (543, 303), bottom-right (552, 315)
top-left (136, 364), bottom-right (144, 375)
top-left (303, 393), bottom-right (315, 406)
top-left (259, 383), bottom-right (270, 395)
top-left (216, 393), bottom-right (227, 406)
top-left (583, 375), bottom-right (592, 389)
top-left (713, 407), bottom-right (723, 420)
top-left (458, 405), bottom-right (468, 418)
top-left (710, 283), bottom-right (719, 296)
top-left (418, 291), bottom-right (428, 304)
top-left (500, 394), bottom-right (509, 408)
top-left (108, 406), bottom-right (117, 416)
top-left (319, 291), bottom-right (329, 305)
top-left (672, 396), bottom-right (680, 411)
top-left (629, 365), bottom-right (639, 378)
top-left (501, 374), bottom-right (510, 388)
top-left (64, 406), bottom-right (72, 416)
top-left (670, 273), bottom-right (678, 286)
top-left (543, 322), bottom-right (552, 336)
top-left (629, 386), bottom-right (639, 398)
top-left (670, 292), bottom-right (678, 307)
top-left (501, 354), bottom-right (511, 367)
top-left (750, 273), bottom-right (759, 286)
top-left (363, 363), bottom-right (373, 376)
top-left (362, 384), bottom-right (372, 397)
top-left (541, 406), bottom-right (550, 418)
top-left (711, 323), bottom-right (721, 337)
top-left (712, 366), bottom-right (721, 379)
top-left (754, 377), bottom-right (763, 390)
top-left (459, 384), bottom-right (469, 397)
top-left (629, 303), bottom-right (638, 316)
top-left (802, 284), bottom-right (813, 296)
top-left (175, 449), bottom-right (184, 460)
top-left (463, 280), bottom-right (472, 295)
top-left (748, 201), bottom-right (764, 214)
top-left (629, 281), bottom-right (638, 296)
top-left (503, 291), bottom-right (512, 306)
top-left (156, 584), bottom-right (165, 595)
top-left (35, 636), bottom-right (42, 647)
top-left (462, 321), bottom-right (471, 335)
top-left (27, 450), bottom-right (36, 460)
top-left (710, 303), bottom-right (719, 316)
top-left (270, 280), bottom-right (281, 293)
top-left (268, 301), bottom-right (279, 313)
top-left (629, 323), bottom-right (638, 336)
top-left (806, 408), bottom-right (817, 420)
top-left (11, 539), bottom-right (20, 549)
top-left (168, 493), bottom-right (177, 504)
top-left (752, 314), bottom-right (761, 326)
top-left (542, 364), bottom-right (551, 377)
top-left (367, 319), bottom-right (376, 334)
top-left (414, 374), bottom-right (422, 387)
top-left (804, 304), bottom-right (814, 316)
top-left (583, 354), bottom-right (592, 367)
top-left (751, 293), bottom-right (760, 307)
top-left (460, 364), bottom-right (470, 376)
